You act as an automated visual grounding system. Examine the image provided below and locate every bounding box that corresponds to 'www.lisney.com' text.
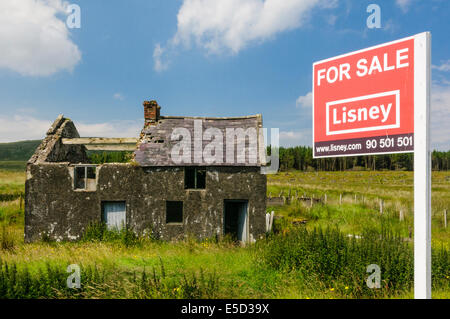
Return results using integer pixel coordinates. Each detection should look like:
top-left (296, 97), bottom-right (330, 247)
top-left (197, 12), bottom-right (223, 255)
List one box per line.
top-left (316, 143), bottom-right (362, 153)
top-left (314, 134), bottom-right (414, 157)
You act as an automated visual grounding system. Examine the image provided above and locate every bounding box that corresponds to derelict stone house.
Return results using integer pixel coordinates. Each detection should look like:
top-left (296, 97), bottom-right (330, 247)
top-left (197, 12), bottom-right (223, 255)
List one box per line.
top-left (25, 101), bottom-right (267, 243)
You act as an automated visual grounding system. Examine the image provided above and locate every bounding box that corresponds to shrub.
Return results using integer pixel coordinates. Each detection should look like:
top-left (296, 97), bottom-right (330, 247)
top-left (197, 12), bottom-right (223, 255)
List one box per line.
top-left (131, 260), bottom-right (220, 299)
top-left (81, 222), bottom-right (144, 247)
top-left (0, 259), bottom-right (108, 299)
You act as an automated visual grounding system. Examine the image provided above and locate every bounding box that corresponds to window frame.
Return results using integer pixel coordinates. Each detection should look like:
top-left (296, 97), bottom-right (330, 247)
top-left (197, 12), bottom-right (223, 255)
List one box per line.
top-left (73, 164), bottom-right (97, 191)
top-left (184, 167), bottom-right (206, 190)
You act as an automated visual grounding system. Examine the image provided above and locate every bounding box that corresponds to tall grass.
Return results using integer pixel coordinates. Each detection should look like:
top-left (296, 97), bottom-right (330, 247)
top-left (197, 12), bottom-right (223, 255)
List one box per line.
top-left (0, 257), bottom-right (220, 299)
top-left (131, 260), bottom-right (220, 299)
top-left (1, 224), bottom-right (15, 251)
top-left (255, 226), bottom-right (449, 298)
top-left (0, 259), bottom-right (107, 299)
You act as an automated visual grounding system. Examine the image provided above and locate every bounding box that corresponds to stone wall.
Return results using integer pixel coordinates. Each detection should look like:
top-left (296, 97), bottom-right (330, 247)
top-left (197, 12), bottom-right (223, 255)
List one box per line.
top-left (25, 163), bottom-right (266, 242)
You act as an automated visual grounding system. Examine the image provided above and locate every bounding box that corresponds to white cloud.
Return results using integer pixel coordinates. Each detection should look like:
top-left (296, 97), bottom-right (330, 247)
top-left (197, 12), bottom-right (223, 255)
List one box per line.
top-left (279, 130), bottom-right (312, 147)
top-left (383, 19), bottom-right (398, 34)
top-left (296, 91), bottom-right (312, 109)
top-left (396, 0), bottom-right (413, 13)
top-left (76, 120), bottom-right (142, 138)
top-left (153, 43), bottom-right (169, 72)
top-left (155, 0), bottom-right (333, 70)
top-left (0, 115), bottom-right (52, 142)
top-left (0, 114), bottom-right (142, 142)
top-left (431, 83), bottom-right (450, 151)
top-left (432, 60), bottom-right (450, 72)
top-left (0, 0), bottom-right (81, 76)
top-left (327, 14), bottom-right (338, 26)
top-left (113, 93), bottom-right (125, 101)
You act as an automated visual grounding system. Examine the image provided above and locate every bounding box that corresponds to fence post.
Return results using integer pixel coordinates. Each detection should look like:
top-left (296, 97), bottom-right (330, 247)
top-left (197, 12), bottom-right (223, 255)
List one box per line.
top-left (354, 194), bottom-right (357, 203)
top-left (400, 209), bottom-right (404, 221)
top-left (270, 211), bottom-right (274, 231)
top-left (310, 194), bottom-right (314, 207)
top-left (339, 194), bottom-right (342, 206)
top-left (324, 193), bottom-right (327, 204)
top-left (379, 199), bottom-right (383, 214)
top-left (445, 209), bottom-right (447, 229)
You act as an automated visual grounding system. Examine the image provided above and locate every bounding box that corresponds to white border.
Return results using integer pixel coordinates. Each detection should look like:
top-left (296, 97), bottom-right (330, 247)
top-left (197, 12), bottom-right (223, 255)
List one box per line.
top-left (325, 90), bottom-right (400, 135)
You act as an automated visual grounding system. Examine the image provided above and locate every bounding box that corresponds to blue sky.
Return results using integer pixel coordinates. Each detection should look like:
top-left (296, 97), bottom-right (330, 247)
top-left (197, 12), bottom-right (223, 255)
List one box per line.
top-left (0, 0), bottom-right (449, 150)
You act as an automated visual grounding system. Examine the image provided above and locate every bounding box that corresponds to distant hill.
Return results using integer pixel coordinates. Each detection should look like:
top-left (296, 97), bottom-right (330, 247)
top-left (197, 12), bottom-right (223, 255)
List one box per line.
top-left (0, 140), bottom-right (42, 161)
top-left (0, 140), bottom-right (130, 164)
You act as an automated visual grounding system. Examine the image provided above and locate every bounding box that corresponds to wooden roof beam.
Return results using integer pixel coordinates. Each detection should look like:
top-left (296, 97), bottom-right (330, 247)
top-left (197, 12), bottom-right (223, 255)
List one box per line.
top-left (61, 138), bottom-right (138, 145)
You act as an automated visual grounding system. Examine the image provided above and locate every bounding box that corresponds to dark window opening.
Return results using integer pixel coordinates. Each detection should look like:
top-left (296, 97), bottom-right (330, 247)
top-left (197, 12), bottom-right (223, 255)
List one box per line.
top-left (185, 167), bottom-right (206, 189)
top-left (74, 165), bottom-right (97, 190)
top-left (75, 166), bottom-right (86, 189)
top-left (166, 201), bottom-right (183, 224)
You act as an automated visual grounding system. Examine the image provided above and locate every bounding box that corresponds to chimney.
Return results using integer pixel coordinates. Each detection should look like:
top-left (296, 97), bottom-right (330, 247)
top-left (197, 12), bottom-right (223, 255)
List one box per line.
top-left (143, 100), bottom-right (160, 124)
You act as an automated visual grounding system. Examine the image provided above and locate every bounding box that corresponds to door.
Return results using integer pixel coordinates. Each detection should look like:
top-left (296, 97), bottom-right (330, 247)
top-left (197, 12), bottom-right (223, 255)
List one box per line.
top-left (102, 201), bottom-right (126, 230)
top-left (224, 200), bottom-right (249, 243)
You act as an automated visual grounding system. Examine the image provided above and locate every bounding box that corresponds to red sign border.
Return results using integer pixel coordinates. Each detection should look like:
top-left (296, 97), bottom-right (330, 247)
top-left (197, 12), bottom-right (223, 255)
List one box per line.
top-left (312, 34), bottom-right (422, 159)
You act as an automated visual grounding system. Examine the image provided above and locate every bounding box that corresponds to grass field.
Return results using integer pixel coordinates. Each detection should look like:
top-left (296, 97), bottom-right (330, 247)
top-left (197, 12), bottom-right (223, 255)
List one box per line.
top-left (267, 170), bottom-right (450, 248)
top-left (0, 165), bottom-right (448, 299)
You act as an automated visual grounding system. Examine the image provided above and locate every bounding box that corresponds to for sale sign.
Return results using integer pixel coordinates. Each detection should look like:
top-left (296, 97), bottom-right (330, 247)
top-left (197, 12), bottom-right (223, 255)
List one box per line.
top-left (313, 35), bottom-right (419, 158)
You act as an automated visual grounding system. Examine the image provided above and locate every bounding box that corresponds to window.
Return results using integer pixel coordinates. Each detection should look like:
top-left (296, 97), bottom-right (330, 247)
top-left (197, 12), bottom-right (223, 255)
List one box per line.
top-left (74, 165), bottom-right (96, 190)
top-left (102, 201), bottom-right (126, 230)
top-left (184, 167), bottom-right (206, 189)
top-left (166, 201), bottom-right (183, 224)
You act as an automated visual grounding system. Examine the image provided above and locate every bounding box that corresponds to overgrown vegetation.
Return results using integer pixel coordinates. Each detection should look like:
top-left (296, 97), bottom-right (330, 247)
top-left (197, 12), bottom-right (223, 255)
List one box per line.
top-left (88, 151), bottom-right (133, 164)
top-left (0, 257), bottom-right (220, 299)
top-left (0, 166), bottom-right (449, 299)
top-left (81, 222), bottom-right (152, 247)
top-left (256, 226), bottom-right (449, 298)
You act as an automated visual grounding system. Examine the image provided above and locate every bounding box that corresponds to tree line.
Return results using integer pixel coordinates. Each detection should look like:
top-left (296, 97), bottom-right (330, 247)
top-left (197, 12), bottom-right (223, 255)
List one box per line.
top-left (268, 146), bottom-right (450, 171)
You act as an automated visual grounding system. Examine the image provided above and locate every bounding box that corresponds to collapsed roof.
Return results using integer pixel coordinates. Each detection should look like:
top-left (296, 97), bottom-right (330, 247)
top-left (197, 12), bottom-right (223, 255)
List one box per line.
top-left (30, 100), bottom-right (266, 167)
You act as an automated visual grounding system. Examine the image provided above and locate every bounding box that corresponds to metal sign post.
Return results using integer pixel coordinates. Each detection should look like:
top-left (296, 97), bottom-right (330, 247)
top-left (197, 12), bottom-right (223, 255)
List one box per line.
top-left (413, 32), bottom-right (431, 299)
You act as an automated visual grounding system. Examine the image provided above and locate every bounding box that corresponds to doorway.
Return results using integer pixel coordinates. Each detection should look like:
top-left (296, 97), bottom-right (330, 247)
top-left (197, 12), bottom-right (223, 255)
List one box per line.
top-left (224, 200), bottom-right (249, 243)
